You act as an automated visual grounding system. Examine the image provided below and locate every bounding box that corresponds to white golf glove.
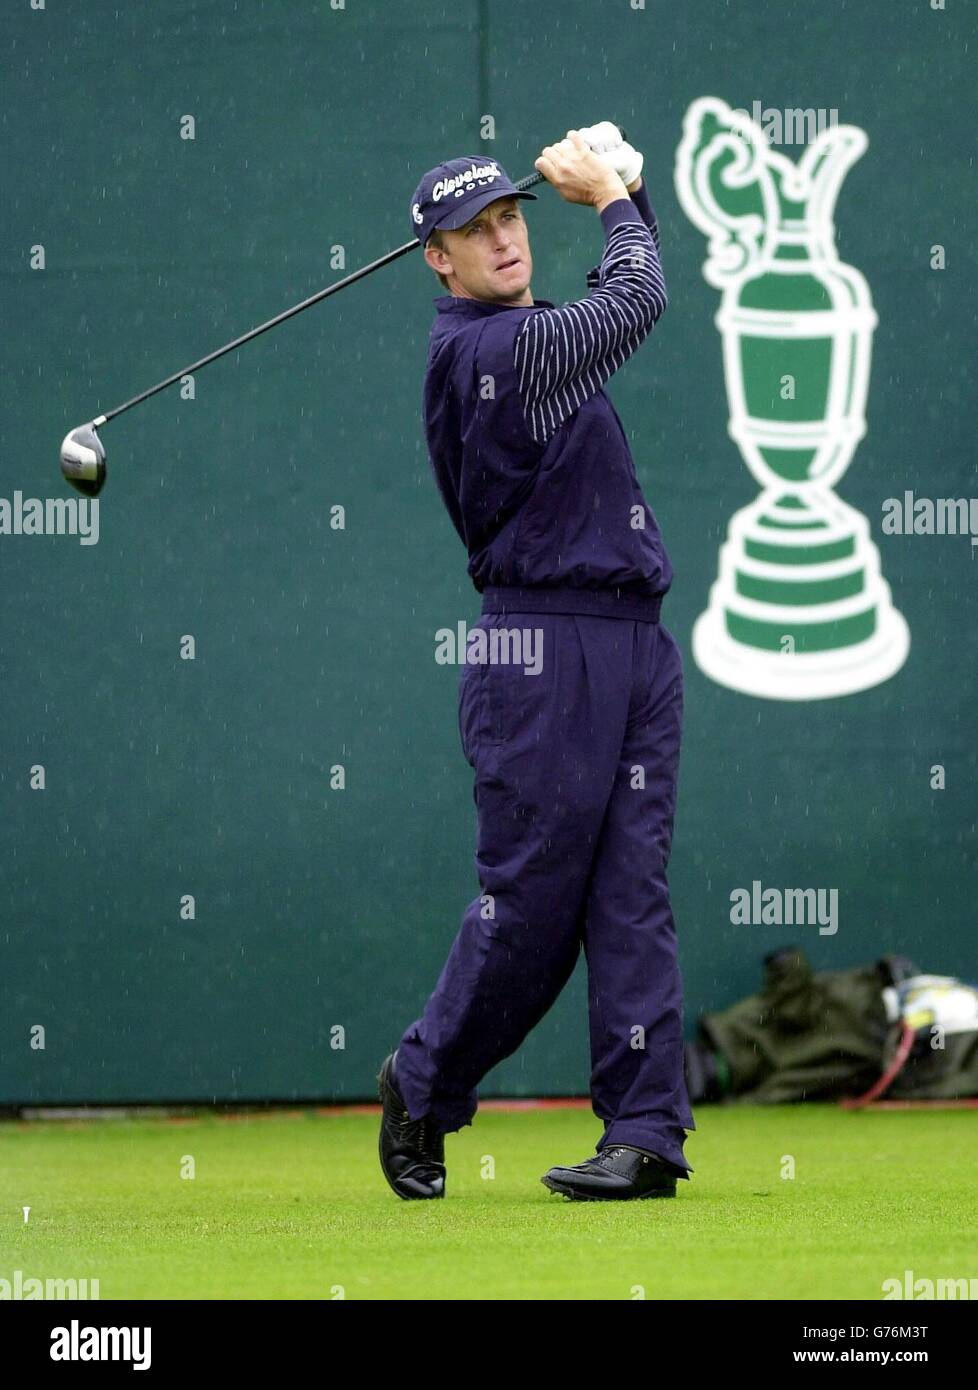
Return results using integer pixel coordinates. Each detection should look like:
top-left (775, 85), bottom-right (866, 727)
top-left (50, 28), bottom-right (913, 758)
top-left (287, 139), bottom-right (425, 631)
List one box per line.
top-left (577, 120), bottom-right (644, 186)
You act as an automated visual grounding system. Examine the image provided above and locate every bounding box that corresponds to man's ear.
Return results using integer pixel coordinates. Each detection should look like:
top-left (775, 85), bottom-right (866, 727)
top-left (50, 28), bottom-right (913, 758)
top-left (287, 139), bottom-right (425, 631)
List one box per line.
top-left (423, 243), bottom-right (451, 279)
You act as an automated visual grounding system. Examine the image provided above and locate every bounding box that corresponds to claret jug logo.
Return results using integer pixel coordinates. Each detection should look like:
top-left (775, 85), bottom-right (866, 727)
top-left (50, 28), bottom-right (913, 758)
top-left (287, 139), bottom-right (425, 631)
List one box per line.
top-left (674, 97), bottom-right (910, 700)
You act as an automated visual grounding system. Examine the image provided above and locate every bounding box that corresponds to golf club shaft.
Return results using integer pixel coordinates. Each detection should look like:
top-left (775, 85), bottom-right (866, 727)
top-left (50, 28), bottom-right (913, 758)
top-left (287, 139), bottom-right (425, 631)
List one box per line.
top-left (95, 168), bottom-right (547, 426)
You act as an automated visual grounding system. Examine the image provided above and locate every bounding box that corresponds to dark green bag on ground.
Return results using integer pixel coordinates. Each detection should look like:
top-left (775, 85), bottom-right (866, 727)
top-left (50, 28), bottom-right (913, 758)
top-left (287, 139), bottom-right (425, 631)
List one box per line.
top-left (684, 947), bottom-right (978, 1104)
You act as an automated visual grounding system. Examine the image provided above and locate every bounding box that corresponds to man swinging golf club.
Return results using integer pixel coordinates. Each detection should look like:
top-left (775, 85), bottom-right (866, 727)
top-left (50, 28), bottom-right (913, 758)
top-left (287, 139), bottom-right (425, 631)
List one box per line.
top-left (378, 125), bottom-right (696, 1201)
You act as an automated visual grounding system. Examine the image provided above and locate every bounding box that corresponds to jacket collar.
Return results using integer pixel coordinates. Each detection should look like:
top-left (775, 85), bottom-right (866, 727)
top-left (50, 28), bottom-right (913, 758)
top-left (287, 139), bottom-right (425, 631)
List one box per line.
top-left (433, 294), bottom-right (554, 317)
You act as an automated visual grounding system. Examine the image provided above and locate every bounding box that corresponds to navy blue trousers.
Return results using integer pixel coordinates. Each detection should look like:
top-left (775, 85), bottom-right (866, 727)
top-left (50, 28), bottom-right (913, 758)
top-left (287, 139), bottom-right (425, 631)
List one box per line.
top-left (396, 612), bottom-right (695, 1176)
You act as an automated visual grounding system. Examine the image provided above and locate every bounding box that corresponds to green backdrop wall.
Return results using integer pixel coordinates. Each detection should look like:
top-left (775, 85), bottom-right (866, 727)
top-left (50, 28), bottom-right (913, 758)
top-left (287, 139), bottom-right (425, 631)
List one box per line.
top-left (2, 0), bottom-right (975, 1106)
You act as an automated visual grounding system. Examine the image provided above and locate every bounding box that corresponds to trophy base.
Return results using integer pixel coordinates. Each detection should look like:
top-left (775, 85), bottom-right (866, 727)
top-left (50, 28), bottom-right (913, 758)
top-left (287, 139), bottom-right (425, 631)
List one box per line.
top-left (692, 603), bottom-right (910, 701)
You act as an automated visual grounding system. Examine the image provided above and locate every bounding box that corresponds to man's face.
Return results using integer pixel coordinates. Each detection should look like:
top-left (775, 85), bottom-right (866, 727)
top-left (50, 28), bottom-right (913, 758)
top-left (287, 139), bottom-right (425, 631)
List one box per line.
top-left (424, 197), bottom-right (533, 306)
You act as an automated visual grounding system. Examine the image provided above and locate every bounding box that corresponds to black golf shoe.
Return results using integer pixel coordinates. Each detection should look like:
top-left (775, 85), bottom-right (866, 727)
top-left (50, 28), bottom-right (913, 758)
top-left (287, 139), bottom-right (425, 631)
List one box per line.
top-left (541, 1145), bottom-right (680, 1201)
top-left (377, 1051), bottom-right (446, 1200)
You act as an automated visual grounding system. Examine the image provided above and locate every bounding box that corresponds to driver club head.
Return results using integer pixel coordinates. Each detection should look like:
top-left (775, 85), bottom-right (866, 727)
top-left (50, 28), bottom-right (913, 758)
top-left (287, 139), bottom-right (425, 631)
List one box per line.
top-left (60, 421), bottom-right (106, 497)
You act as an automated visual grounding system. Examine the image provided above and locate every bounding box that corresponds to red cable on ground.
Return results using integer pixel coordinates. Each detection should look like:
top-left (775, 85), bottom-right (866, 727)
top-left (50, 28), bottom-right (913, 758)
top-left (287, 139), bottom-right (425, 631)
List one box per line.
top-left (839, 1021), bottom-right (917, 1110)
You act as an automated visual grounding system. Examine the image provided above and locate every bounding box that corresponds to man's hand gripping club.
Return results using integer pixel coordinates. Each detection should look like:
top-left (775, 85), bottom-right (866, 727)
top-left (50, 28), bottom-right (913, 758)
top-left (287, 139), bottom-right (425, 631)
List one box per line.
top-left (534, 130), bottom-right (633, 213)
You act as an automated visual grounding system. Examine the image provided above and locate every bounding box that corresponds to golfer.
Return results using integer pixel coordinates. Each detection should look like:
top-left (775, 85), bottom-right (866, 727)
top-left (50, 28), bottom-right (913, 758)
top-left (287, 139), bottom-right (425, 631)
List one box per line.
top-left (379, 127), bottom-right (695, 1201)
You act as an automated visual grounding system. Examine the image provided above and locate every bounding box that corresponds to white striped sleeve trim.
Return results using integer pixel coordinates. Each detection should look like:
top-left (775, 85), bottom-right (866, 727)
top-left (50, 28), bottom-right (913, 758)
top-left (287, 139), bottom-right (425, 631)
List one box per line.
top-left (514, 219), bottom-right (667, 446)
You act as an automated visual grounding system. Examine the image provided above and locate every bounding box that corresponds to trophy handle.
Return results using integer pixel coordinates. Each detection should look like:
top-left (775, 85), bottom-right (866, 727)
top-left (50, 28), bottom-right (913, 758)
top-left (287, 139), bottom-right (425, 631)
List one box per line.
top-left (676, 98), bottom-right (779, 288)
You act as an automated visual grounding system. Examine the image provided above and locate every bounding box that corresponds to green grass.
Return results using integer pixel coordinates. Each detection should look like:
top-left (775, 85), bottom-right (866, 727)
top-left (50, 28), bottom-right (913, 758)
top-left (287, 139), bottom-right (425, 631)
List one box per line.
top-left (1, 1104), bottom-right (975, 1300)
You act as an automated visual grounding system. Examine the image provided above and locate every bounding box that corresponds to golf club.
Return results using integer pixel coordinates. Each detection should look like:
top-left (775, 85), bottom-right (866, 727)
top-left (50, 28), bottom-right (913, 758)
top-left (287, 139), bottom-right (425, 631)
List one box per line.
top-left (59, 128), bottom-right (626, 497)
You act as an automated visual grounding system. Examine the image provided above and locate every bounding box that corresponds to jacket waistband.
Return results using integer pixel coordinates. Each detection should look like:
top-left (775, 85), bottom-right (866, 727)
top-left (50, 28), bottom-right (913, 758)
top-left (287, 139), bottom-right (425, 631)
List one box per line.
top-left (480, 585), bottom-right (664, 623)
